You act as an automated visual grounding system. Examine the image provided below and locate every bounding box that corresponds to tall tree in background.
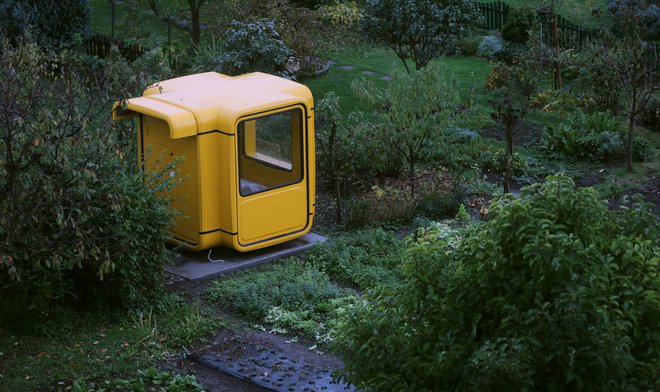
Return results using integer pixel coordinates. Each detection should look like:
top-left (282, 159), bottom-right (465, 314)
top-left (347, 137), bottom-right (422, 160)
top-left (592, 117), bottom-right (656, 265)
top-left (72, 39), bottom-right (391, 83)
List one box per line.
top-left (147, 0), bottom-right (206, 47)
top-left (600, 0), bottom-right (659, 171)
top-left (0, 0), bottom-right (90, 47)
top-left (361, 0), bottom-right (479, 73)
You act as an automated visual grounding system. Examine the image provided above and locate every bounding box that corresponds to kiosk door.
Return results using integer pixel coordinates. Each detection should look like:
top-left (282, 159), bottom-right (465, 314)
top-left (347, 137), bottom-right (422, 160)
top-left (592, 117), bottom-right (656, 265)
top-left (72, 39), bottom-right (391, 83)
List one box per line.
top-left (235, 106), bottom-right (309, 247)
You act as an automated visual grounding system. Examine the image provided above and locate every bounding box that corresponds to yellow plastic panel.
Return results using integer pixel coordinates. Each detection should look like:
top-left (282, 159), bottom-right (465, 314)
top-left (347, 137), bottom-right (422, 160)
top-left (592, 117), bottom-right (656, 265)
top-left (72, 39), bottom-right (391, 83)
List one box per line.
top-left (143, 116), bottom-right (200, 245)
top-left (237, 186), bottom-right (308, 246)
top-left (197, 133), bottom-right (222, 233)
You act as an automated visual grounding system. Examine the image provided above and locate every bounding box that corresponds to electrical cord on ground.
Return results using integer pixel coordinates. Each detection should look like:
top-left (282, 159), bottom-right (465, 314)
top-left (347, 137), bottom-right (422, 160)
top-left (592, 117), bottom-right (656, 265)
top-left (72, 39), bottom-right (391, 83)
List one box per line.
top-left (208, 248), bottom-right (224, 263)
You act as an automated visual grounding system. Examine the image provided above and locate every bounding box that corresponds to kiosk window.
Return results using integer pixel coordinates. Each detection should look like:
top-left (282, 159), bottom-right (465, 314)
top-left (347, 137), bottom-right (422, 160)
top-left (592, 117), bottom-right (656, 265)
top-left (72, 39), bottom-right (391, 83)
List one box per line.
top-left (238, 109), bottom-right (303, 196)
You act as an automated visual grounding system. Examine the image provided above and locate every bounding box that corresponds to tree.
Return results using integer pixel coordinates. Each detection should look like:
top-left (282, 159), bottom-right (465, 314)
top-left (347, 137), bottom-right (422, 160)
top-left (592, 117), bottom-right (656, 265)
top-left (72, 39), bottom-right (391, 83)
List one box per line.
top-left (0, 0), bottom-right (90, 47)
top-left (597, 0), bottom-right (658, 171)
top-left (354, 63), bottom-right (461, 194)
top-left (0, 41), bottom-right (175, 318)
top-left (316, 93), bottom-right (368, 224)
top-left (486, 60), bottom-right (538, 193)
top-left (337, 175), bottom-right (660, 391)
top-left (146, 0), bottom-right (206, 47)
top-left (361, 0), bottom-right (478, 73)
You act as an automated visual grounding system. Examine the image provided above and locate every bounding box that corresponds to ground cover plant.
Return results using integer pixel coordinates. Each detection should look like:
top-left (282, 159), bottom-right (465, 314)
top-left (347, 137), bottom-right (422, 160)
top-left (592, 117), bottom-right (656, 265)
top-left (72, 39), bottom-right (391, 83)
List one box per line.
top-left (0, 294), bottom-right (220, 391)
top-left (205, 230), bottom-right (406, 344)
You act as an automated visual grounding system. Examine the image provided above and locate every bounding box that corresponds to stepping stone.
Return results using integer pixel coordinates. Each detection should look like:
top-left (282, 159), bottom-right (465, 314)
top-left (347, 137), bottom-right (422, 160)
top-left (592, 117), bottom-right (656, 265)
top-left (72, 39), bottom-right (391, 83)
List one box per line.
top-left (362, 70), bottom-right (376, 76)
top-left (327, 59), bottom-right (337, 65)
top-left (337, 65), bottom-right (354, 70)
top-left (379, 75), bottom-right (392, 81)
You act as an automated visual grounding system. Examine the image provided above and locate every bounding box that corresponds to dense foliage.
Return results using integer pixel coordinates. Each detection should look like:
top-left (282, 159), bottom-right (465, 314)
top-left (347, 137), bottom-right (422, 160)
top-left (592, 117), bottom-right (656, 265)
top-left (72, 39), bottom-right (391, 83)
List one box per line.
top-left (337, 175), bottom-right (660, 391)
top-left (0, 0), bottom-right (90, 47)
top-left (0, 43), bottom-right (174, 320)
top-left (501, 6), bottom-right (535, 43)
top-left (543, 111), bottom-right (652, 162)
top-left (353, 63), bottom-right (461, 187)
top-left (361, 0), bottom-right (479, 72)
top-left (219, 18), bottom-right (293, 77)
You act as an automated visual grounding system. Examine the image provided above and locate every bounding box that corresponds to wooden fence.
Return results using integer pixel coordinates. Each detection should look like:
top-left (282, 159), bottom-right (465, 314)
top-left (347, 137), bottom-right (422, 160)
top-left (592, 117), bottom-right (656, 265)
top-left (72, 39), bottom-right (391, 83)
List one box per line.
top-left (476, 1), bottom-right (510, 31)
top-left (84, 33), bottom-right (147, 62)
top-left (475, 1), bottom-right (594, 49)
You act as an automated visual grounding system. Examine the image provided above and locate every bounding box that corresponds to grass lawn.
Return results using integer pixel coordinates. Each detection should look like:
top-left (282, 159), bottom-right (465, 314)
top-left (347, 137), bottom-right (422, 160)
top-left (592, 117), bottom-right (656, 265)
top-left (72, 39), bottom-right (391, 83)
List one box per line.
top-left (0, 294), bottom-right (222, 390)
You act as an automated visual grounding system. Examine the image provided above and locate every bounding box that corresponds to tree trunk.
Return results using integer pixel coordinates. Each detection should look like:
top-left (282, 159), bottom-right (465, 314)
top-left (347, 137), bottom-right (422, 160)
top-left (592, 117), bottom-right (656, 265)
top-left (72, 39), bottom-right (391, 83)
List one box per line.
top-left (552, 13), bottom-right (562, 90)
top-left (189, 0), bottom-right (201, 47)
top-left (504, 112), bottom-right (514, 194)
top-left (408, 153), bottom-right (416, 197)
top-left (335, 179), bottom-right (342, 225)
top-left (627, 83), bottom-right (637, 172)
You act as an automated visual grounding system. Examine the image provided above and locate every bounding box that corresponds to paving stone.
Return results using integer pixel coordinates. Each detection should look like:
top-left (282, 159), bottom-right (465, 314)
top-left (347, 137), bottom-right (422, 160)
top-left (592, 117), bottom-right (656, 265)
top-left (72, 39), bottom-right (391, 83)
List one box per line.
top-left (165, 233), bottom-right (327, 280)
top-left (379, 75), bottom-right (392, 81)
top-left (337, 65), bottom-right (354, 70)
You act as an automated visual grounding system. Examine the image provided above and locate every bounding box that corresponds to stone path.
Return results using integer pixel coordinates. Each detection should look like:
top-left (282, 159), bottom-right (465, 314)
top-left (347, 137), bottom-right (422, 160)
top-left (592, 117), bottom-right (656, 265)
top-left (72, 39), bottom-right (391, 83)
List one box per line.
top-left (327, 58), bottom-right (392, 81)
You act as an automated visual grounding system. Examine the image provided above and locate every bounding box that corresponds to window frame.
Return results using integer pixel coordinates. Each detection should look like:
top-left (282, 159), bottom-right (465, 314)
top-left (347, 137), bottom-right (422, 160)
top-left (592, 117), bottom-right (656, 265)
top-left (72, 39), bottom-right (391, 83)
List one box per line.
top-left (236, 106), bottom-right (305, 197)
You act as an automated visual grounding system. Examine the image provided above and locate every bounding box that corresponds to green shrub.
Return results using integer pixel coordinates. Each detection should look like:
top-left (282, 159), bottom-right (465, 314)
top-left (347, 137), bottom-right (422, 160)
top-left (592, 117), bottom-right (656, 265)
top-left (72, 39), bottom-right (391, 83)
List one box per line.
top-left (337, 175), bottom-right (660, 391)
top-left (455, 35), bottom-right (482, 56)
top-left (0, 0), bottom-right (90, 47)
top-left (0, 42), bottom-right (174, 321)
top-left (317, 1), bottom-right (362, 28)
top-left (501, 6), bottom-right (535, 43)
top-left (542, 111), bottom-right (647, 162)
top-left (640, 96), bottom-right (659, 132)
top-left (219, 19), bottom-right (293, 77)
top-left (633, 135), bottom-right (653, 161)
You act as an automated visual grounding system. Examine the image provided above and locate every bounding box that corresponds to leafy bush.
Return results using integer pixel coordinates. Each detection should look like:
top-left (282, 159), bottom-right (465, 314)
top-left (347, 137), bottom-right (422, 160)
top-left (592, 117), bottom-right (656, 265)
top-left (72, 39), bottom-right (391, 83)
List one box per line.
top-left (219, 19), bottom-right (293, 77)
top-left (224, 0), bottom-right (328, 76)
top-left (345, 169), bottom-right (459, 227)
top-left (0, 42), bottom-right (174, 320)
top-left (346, 182), bottom-right (418, 227)
top-left (542, 111), bottom-right (654, 162)
top-left (501, 6), bottom-right (535, 43)
top-left (640, 96), bottom-right (659, 132)
top-left (633, 135), bottom-right (653, 161)
top-left (477, 35), bottom-right (505, 58)
top-left (317, 1), bottom-right (362, 28)
top-left (455, 34), bottom-right (482, 56)
top-left (0, 0), bottom-right (90, 47)
top-left (337, 175), bottom-right (660, 391)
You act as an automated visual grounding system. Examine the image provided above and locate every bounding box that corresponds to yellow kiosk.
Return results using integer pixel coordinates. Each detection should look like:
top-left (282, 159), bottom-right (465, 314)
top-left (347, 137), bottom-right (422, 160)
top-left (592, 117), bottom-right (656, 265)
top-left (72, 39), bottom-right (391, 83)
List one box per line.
top-left (112, 72), bottom-right (315, 252)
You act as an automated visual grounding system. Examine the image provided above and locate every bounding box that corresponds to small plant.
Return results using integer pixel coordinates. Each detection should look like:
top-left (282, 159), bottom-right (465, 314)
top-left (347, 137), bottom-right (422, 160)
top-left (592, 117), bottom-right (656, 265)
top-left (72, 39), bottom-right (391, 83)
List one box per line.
top-left (543, 111), bottom-right (653, 162)
top-left (73, 368), bottom-right (205, 391)
top-left (501, 6), bottom-right (535, 43)
top-left (455, 35), bottom-right (482, 56)
top-left (307, 229), bottom-right (405, 291)
top-left (477, 35), bottom-right (505, 58)
top-left (206, 259), bottom-right (342, 320)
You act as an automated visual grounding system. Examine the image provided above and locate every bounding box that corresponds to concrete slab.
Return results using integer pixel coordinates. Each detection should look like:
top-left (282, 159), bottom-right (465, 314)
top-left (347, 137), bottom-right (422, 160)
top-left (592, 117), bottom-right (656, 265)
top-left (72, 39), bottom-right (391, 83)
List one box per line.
top-left (165, 233), bottom-right (327, 281)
